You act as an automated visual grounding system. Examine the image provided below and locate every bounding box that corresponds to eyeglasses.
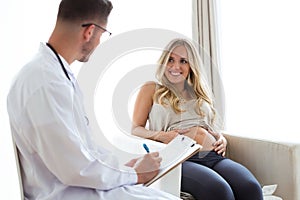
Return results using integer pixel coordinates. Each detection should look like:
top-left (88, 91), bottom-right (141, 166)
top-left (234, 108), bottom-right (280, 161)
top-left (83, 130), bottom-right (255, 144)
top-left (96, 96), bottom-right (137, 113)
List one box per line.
top-left (81, 23), bottom-right (112, 40)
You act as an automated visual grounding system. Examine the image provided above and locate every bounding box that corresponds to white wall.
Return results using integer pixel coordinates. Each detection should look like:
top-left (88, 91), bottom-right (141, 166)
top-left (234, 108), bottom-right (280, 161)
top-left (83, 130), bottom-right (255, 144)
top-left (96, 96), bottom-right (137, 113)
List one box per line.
top-left (219, 0), bottom-right (300, 142)
top-left (1, 1), bottom-right (60, 198)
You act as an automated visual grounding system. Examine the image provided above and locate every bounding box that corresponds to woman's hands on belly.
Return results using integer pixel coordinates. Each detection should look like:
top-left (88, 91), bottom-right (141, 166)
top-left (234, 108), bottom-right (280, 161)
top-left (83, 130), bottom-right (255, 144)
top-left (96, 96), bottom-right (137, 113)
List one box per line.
top-left (160, 127), bottom-right (227, 156)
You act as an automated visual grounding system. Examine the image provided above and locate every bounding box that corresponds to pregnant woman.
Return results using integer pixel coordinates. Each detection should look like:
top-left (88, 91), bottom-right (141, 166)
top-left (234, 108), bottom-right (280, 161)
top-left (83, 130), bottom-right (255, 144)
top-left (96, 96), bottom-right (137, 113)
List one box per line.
top-left (131, 38), bottom-right (263, 200)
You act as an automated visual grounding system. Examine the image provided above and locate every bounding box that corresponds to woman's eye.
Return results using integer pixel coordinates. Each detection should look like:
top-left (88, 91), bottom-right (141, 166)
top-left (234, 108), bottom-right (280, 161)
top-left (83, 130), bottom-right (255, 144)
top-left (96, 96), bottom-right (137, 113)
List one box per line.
top-left (181, 59), bottom-right (188, 64)
top-left (168, 58), bottom-right (174, 63)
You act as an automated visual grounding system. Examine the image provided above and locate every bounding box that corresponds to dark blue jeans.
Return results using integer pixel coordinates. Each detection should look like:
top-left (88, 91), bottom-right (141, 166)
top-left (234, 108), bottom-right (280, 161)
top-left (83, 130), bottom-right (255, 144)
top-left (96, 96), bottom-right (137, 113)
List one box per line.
top-left (181, 151), bottom-right (263, 200)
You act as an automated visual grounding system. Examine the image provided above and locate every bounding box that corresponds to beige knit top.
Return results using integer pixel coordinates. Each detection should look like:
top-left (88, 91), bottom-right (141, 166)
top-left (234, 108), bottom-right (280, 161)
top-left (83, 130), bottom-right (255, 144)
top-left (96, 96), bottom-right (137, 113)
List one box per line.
top-left (148, 98), bottom-right (217, 133)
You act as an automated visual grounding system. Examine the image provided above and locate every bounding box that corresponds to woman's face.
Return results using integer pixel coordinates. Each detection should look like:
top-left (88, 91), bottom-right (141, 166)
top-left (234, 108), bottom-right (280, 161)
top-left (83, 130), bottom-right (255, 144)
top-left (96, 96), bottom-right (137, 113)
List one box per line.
top-left (164, 45), bottom-right (190, 86)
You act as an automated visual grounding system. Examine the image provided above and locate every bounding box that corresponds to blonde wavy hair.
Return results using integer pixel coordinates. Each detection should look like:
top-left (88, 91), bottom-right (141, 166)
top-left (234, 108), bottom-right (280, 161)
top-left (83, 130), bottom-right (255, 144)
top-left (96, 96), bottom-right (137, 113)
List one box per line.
top-left (153, 38), bottom-right (216, 121)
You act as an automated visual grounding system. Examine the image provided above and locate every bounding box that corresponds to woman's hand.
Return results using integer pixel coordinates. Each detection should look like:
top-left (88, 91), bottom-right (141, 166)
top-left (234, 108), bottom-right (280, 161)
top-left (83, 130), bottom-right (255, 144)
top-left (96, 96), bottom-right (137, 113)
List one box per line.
top-left (213, 134), bottom-right (227, 156)
top-left (154, 130), bottom-right (179, 144)
top-left (154, 129), bottom-right (189, 144)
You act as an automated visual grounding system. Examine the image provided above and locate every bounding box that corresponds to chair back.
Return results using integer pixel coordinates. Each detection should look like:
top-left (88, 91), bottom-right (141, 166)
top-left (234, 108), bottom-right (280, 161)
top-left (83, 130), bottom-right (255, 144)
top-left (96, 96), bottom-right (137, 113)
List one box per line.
top-left (12, 139), bottom-right (25, 200)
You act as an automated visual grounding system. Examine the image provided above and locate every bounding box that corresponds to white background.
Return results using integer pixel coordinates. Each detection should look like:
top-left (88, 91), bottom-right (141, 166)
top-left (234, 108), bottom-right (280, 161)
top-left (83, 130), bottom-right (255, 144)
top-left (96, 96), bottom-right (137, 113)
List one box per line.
top-left (1, 1), bottom-right (61, 199)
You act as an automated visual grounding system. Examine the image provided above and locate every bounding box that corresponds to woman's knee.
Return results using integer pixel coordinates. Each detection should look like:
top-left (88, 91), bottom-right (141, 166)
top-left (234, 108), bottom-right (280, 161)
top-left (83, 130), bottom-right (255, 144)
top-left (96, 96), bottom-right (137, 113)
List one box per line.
top-left (235, 179), bottom-right (263, 200)
top-left (213, 159), bottom-right (263, 200)
top-left (207, 179), bottom-right (235, 200)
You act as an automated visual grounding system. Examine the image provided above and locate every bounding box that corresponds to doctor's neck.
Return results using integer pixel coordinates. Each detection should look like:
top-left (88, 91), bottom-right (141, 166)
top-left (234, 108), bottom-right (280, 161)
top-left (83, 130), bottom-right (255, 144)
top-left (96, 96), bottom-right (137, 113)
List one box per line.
top-left (48, 20), bottom-right (83, 65)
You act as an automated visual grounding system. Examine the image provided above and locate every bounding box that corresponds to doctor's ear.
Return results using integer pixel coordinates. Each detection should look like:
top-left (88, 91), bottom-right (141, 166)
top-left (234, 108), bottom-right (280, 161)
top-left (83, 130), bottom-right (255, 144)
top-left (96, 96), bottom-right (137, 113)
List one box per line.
top-left (81, 24), bottom-right (96, 42)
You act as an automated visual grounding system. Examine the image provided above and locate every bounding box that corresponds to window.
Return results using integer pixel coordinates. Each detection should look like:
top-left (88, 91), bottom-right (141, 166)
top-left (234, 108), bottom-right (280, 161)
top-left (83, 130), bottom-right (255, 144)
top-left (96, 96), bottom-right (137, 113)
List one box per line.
top-left (218, 0), bottom-right (300, 142)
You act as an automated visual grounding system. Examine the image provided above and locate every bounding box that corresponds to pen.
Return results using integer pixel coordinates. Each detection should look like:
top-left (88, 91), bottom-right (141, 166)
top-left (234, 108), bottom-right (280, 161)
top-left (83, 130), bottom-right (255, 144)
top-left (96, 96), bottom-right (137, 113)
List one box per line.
top-left (143, 143), bottom-right (150, 153)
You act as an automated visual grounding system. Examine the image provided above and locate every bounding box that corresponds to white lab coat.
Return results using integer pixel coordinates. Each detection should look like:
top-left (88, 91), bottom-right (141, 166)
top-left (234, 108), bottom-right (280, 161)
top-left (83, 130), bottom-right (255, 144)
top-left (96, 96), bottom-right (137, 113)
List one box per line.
top-left (7, 43), bottom-right (179, 200)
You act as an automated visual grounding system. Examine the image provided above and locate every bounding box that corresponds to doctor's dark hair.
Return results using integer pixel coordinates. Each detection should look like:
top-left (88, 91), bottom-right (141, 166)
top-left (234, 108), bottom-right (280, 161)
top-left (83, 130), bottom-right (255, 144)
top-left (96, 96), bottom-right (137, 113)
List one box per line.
top-left (57, 0), bottom-right (113, 24)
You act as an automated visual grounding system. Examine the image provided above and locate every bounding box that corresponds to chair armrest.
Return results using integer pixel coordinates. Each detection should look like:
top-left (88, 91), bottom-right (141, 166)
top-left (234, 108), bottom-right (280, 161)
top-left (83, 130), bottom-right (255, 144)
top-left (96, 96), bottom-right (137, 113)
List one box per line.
top-left (224, 133), bottom-right (300, 200)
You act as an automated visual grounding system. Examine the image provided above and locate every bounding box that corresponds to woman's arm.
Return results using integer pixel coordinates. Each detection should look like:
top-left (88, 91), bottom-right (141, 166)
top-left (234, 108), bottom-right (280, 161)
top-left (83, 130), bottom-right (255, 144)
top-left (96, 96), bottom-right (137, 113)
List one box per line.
top-left (131, 82), bottom-right (178, 143)
top-left (131, 81), bottom-right (158, 139)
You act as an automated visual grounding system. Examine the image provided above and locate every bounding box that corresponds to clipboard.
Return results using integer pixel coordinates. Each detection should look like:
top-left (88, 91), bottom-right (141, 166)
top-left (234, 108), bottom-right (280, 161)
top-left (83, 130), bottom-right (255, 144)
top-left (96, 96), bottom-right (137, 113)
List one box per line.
top-left (145, 135), bottom-right (202, 186)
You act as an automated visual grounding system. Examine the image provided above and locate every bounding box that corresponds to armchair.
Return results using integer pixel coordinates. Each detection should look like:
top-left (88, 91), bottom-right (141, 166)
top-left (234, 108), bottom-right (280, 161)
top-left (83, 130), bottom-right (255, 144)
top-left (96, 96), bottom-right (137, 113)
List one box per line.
top-left (95, 132), bottom-right (300, 200)
top-left (225, 133), bottom-right (300, 200)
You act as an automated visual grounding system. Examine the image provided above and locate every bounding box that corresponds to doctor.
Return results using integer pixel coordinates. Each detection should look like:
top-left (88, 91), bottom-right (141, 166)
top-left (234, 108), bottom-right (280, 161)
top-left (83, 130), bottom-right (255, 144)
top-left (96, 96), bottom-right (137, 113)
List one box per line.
top-left (7, 0), bottom-right (180, 199)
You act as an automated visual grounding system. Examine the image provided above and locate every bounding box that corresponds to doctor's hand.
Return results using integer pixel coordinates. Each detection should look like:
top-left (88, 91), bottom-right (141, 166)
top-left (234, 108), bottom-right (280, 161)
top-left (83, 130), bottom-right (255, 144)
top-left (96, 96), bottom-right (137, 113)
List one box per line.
top-left (132, 152), bottom-right (162, 184)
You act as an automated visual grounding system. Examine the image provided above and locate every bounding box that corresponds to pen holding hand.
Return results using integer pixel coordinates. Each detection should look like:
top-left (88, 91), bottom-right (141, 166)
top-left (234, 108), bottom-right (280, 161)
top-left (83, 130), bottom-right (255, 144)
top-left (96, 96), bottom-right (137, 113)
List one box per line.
top-left (130, 145), bottom-right (161, 184)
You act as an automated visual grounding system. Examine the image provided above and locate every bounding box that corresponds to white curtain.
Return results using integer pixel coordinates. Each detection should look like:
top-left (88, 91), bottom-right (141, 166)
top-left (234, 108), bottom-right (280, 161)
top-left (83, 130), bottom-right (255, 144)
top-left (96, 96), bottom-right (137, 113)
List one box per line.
top-left (192, 0), bottom-right (225, 129)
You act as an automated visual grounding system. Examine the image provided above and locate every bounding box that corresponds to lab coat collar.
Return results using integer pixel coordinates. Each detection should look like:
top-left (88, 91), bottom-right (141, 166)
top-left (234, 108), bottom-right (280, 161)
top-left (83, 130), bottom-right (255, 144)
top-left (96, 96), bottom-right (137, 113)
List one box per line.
top-left (40, 42), bottom-right (75, 81)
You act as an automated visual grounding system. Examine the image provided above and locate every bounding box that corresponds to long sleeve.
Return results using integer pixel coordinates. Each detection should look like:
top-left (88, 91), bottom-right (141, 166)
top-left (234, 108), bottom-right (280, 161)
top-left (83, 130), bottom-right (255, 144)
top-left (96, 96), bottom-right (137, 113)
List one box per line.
top-left (15, 80), bottom-right (137, 191)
